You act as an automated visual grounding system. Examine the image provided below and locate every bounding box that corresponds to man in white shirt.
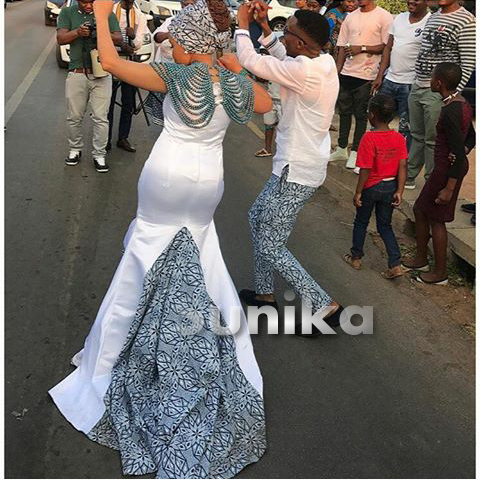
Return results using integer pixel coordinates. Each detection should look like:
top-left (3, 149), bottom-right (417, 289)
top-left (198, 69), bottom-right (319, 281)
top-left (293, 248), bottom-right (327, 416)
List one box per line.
top-left (107, 0), bottom-right (149, 153)
top-left (152, 0), bottom-right (196, 63)
top-left (371, 0), bottom-right (430, 150)
top-left (220, 2), bottom-right (343, 329)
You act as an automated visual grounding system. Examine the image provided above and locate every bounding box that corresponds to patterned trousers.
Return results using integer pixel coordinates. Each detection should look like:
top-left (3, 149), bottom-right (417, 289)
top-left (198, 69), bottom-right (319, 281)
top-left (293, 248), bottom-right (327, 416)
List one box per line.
top-left (248, 168), bottom-right (332, 313)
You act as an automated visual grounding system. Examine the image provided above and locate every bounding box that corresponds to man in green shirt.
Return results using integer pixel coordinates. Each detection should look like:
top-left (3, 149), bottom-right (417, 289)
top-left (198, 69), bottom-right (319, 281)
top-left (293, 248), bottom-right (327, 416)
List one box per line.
top-left (57, 0), bottom-right (122, 172)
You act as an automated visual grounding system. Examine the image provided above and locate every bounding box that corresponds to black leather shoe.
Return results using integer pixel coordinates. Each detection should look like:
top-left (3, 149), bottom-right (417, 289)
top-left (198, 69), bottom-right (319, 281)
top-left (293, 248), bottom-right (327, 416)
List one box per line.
top-left (294, 306), bottom-right (344, 337)
top-left (117, 138), bottom-right (136, 152)
top-left (239, 289), bottom-right (278, 310)
top-left (461, 203), bottom-right (475, 214)
top-left (106, 142), bottom-right (112, 152)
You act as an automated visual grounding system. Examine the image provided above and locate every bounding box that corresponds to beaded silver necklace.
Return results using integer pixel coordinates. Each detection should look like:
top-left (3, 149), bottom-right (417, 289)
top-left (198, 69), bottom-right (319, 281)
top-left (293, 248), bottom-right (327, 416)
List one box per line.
top-left (151, 62), bottom-right (254, 129)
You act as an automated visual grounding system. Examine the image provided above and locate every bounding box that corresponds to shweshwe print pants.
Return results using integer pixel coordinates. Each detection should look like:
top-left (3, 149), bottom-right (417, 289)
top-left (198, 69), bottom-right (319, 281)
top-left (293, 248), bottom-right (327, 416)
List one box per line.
top-left (248, 167), bottom-right (332, 313)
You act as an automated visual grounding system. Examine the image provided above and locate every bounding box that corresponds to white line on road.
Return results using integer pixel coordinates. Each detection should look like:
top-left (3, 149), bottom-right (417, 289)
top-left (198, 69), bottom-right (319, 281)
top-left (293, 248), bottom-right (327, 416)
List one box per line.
top-left (5, 34), bottom-right (56, 125)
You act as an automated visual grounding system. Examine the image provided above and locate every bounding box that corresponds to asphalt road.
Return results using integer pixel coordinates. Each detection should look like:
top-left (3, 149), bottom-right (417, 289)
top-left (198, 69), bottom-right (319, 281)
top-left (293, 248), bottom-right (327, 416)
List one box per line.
top-left (5, 1), bottom-right (475, 478)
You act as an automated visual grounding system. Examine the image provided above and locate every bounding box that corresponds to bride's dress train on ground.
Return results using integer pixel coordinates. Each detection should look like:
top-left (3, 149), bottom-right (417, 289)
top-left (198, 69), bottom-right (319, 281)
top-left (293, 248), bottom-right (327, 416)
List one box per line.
top-left (49, 94), bottom-right (266, 478)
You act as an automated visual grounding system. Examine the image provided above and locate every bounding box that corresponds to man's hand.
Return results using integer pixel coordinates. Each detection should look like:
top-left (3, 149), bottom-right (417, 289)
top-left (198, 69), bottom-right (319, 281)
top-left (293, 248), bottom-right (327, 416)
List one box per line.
top-left (435, 187), bottom-right (453, 205)
top-left (345, 45), bottom-right (362, 57)
top-left (252, 1), bottom-right (270, 27)
top-left (121, 42), bottom-right (135, 55)
top-left (392, 191), bottom-right (402, 207)
top-left (371, 75), bottom-right (382, 95)
top-left (353, 192), bottom-right (362, 208)
top-left (237, 3), bottom-right (254, 29)
top-left (126, 26), bottom-right (135, 39)
top-left (217, 53), bottom-right (243, 74)
top-left (77, 22), bottom-right (91, 38)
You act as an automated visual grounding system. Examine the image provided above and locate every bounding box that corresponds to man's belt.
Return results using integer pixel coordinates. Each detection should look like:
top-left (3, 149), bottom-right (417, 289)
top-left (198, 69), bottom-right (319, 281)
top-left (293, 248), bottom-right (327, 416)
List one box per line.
top-left (71, 68), bottom-right (94, 74)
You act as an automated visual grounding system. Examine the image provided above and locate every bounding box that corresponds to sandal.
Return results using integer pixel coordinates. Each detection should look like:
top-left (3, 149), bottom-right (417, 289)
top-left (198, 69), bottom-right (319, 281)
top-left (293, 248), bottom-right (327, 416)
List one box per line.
top-left (415, 274), bottom-right (448, 286)
top-left (381, 265), bottom-right (404, 280)
top-left (255, 148), bottom-right (273, 157)
top-left (401, 260), bottom-right (429, 272)
top-left (343, 254), bottom-right (362, 270)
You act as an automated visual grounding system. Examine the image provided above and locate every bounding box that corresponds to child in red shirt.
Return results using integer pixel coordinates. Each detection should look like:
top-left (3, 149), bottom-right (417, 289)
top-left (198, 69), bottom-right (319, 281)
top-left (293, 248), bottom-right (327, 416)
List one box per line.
top-left (344, 94), bottom-right (407, 278)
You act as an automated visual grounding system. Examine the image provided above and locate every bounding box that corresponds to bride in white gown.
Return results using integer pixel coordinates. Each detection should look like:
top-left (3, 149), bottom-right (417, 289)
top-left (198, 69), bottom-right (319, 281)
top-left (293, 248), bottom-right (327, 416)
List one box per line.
top-left (49, 1), bottom-right (272, 477)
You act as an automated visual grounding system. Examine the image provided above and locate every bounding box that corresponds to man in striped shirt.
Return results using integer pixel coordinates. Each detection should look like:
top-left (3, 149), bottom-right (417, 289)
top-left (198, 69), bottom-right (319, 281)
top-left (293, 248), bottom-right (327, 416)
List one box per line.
top-left (406, 0), bottom-right (475, 189)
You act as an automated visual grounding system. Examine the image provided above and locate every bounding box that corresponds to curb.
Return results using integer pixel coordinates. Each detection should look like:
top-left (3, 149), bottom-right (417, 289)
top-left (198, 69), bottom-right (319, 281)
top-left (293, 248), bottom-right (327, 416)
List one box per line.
top-left (323, 159), bottom-right (476, 268)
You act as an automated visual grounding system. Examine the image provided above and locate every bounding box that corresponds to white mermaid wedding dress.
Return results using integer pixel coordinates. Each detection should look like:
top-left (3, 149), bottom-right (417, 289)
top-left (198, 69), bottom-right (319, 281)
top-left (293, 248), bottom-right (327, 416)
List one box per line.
top-left (49, 87), bottom-right (266, 478)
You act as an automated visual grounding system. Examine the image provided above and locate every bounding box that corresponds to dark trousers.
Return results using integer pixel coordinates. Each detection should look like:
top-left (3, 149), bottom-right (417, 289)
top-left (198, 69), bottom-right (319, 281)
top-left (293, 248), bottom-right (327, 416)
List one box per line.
top-left (337, 80), bottom-right (371, 151)
top-left (108, 80), bottom-right (136, 143)
top-left (351, 180), bottom-right (401, 268)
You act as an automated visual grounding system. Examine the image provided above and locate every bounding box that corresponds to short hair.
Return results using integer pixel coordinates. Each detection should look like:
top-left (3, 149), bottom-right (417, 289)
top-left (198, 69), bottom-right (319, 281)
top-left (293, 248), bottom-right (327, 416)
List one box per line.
top-left (369, 94), bottom-right (396, 123)
top-left (433, 62), bottom-right (462, 90)
top-left (294, 9), bottom-right (330, 48)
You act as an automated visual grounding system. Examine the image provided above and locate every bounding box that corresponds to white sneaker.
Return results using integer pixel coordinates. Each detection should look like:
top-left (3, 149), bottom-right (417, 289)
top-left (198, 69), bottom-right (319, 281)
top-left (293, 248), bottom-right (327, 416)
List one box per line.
top-left (65, 150), bottom-right (81, 166)
top-left (353, 167), bottom-right (360, 175)
top-left (330, 146), bottom-right (348, 161)
top-left (93, 156), bottom-right (109, 173)
top-left (405, 182), bottom-right (416, 190)
top-left (346, 151), bottom-right (357, 169)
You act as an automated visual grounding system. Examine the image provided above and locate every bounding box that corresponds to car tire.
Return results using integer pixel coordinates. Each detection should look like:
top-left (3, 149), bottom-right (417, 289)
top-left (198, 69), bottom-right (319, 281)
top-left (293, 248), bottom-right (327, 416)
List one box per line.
top-left (269, 17), bottom-right (286, 32)
top-left (56, 45), bottom-right (68, 69)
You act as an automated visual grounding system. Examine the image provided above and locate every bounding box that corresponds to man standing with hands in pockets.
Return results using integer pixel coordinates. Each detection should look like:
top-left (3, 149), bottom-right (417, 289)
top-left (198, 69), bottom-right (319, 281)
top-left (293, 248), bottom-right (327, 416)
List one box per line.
top-left (219, 1), bottom-right (344, 334)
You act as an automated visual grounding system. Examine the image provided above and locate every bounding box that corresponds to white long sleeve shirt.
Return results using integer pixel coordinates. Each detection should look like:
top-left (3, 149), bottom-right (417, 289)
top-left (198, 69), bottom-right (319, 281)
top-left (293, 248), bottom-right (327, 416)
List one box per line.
top-left (153, 16), bottom-right (174, 63)
top-left (235, 29), bottom-right (339, 188)
top-left (114, 4), bottom-right (149, 51)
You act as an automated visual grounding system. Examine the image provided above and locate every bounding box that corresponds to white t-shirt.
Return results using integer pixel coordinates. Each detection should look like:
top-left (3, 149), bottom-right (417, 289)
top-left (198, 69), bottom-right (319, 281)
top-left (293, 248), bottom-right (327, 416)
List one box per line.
top-left (386, 11), bottom-right (431, 84)
top-left (153, 16), bottom-right (174, 63)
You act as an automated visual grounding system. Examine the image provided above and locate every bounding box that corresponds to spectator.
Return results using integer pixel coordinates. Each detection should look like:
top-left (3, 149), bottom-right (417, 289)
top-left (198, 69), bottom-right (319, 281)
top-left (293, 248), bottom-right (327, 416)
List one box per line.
top-left (402, 63), bottom-right (475, 284)
top-left (324, 0), bottom-right (358, 59)
top-left (330, 0), bottom-right (392, 172)
top-left (343, 94), bottom-right (407, 279)
top-left (107, 0), bottom-right (149, 153)
top-left (405, 0), bottom-right (475, 189)
top-left (254, 49), bottom-right (282, 158)
top-left (371, 0), bottom-right (430, 150)
top-left (57, 0), bottom-right (121, 173)
top-left (152, 0), bottom-right (195, 63)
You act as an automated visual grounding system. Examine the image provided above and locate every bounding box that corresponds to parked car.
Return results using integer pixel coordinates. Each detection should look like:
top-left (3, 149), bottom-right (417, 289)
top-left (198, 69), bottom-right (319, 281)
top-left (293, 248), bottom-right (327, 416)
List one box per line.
top-left (267, 0), bottom-right (296, 32)
top-left (45, 0), bottom-right (64, 26)
top-left (138, 0), bottom-right (181, 22)
top-left (56, 0), bottom-right (154, 69)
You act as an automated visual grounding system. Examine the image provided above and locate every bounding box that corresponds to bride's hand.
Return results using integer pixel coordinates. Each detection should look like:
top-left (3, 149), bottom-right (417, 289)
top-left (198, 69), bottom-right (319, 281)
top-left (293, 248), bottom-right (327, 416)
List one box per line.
top-left (217, 54), bottom-right (243, 74)
top-left (93, 0), bottom-right (114, 19)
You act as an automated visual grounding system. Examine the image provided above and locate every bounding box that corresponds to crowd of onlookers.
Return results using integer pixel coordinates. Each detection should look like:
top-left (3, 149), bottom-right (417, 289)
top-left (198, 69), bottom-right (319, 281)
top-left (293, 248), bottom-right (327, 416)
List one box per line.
top-left (56, 0), bottom-right (476, 285)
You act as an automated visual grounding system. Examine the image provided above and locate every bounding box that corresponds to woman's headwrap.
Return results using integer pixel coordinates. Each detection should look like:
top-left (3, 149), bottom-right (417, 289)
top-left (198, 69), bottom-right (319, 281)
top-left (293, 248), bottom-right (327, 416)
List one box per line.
top-left (168, 0), bottom-right (231, 54)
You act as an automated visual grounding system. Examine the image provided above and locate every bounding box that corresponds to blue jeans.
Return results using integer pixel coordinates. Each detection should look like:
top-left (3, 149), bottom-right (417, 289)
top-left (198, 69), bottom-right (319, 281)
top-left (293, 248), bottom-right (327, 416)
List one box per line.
top-left (379, 78), bottom-right (412, 150)
top-left (351, 180), bottom-right (401, 269)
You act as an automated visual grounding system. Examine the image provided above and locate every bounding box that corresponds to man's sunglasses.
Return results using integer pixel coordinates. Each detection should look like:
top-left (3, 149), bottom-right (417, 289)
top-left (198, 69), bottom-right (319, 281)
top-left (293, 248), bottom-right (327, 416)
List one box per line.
top-left (283, 27), bottom-right (309, 45)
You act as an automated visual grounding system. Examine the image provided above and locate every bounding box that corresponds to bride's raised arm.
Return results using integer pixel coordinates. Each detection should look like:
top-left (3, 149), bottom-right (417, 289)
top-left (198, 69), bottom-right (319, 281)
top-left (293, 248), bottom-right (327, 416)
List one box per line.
top-left (93, 0), bottom-right (167, 93)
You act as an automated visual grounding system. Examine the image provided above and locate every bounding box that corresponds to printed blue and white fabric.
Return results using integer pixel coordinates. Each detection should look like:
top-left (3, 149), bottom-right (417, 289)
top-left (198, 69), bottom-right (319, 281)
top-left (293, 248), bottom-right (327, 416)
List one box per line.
top-left (248, 167), bottom-right (332, 312)
top-left (49, 71), bottom-right (265, 479)
top-left (87, 228), bottom-right (266, 478)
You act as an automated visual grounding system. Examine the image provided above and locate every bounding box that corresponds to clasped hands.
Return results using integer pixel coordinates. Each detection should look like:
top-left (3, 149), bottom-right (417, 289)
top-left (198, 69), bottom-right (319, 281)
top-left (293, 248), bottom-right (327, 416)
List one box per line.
top-left (236, 0), bottom-right (271, 29)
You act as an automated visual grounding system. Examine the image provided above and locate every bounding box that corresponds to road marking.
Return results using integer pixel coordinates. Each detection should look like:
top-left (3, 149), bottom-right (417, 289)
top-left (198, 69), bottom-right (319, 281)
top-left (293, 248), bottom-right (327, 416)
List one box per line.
top-left (247, 120), bottom-right (265, 140)
top-left (5, 34), bottom-right (56, 125)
